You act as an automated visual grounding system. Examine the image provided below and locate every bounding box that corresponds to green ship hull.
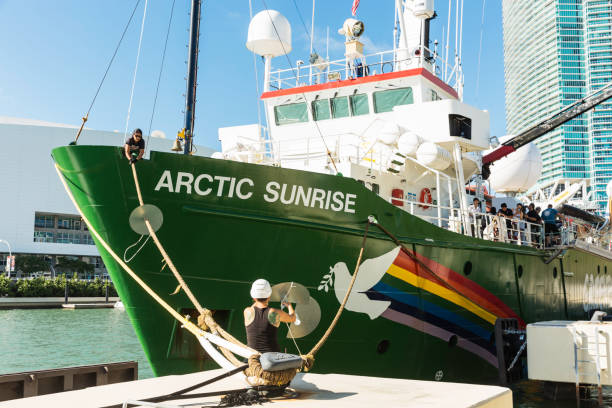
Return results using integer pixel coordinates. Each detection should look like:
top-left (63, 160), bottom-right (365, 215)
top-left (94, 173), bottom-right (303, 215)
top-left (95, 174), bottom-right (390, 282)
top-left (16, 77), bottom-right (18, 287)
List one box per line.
top-left (53, 145), bottom-right (612, 383)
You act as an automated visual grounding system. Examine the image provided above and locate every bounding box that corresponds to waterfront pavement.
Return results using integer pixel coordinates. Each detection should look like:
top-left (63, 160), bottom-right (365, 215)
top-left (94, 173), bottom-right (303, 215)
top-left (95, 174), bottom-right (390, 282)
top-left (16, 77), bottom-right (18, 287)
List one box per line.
top-left (0, 297), bottom-right (119, 309)
top-left (0, 369), bottom-right (513, 408)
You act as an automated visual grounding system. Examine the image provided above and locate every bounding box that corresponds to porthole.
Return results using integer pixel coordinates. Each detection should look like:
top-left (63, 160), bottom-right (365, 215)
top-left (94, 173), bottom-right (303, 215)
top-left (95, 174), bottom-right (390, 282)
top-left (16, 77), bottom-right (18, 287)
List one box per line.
top-left (463, 261), bottom-right (472, 276)
top-left (448, 335), bottom-right (458, 348)
top-left (517, 265), bottom-right (523, 278)
top-left (553, 267), bottom-right (558, 279)
top-left (377, 340), bottom-right (390, 354)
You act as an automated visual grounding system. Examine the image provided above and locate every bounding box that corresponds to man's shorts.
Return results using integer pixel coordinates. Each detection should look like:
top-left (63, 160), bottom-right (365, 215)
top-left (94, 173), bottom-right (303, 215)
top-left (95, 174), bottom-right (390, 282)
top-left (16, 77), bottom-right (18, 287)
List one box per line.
top-left (545, 223), bottom-right (558, 234)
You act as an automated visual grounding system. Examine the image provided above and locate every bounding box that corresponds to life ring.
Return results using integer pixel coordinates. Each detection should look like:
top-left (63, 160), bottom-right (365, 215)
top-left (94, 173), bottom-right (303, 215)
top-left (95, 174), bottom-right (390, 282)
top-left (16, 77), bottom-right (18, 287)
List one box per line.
top-left (419, 188), bottom-right (433, 209)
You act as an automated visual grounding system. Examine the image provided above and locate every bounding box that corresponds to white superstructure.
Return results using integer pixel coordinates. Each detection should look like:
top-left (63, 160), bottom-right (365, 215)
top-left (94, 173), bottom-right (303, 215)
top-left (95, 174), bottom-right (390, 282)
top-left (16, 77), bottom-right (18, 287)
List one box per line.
top-left (213, 2), bottom-right (611, 250)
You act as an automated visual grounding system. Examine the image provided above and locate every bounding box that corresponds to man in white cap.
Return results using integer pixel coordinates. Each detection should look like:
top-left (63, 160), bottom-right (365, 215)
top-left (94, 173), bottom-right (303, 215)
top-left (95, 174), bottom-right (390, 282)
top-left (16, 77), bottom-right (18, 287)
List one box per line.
top-left (244, 279), bottom-right (296, 353)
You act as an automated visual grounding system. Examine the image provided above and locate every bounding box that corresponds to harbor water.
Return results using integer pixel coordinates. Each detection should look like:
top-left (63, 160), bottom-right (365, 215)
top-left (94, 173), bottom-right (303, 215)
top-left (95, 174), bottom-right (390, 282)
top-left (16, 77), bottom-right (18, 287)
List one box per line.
top-left (0, 308), bottom-right (153, 379)
top-left (1, 308), bottom-right (612, 407)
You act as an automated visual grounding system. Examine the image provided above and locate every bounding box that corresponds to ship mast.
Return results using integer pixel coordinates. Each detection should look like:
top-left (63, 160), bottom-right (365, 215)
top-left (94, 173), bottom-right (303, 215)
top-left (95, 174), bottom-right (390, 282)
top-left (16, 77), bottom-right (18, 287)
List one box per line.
top-left (183, 0), bottom-right (202, 155)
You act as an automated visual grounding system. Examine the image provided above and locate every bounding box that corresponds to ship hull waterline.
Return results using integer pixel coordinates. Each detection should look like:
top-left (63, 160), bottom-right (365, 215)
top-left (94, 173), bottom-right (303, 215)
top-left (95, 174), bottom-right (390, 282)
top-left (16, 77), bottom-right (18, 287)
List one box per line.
top-left (52, 145), bottom-right (612, 384)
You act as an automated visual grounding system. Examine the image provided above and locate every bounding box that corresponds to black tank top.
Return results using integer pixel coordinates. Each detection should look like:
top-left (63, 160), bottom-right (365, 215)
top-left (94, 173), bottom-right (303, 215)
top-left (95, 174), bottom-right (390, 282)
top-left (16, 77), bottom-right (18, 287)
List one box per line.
top-left (245, 306), bottom-right (279, 353)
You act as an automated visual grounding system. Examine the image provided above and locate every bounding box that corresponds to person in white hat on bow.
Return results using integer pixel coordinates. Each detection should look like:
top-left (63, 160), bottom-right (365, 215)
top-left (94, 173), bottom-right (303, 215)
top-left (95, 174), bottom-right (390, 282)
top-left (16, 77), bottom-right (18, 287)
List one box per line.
top-left (244, 278), bottom-right (296, 353)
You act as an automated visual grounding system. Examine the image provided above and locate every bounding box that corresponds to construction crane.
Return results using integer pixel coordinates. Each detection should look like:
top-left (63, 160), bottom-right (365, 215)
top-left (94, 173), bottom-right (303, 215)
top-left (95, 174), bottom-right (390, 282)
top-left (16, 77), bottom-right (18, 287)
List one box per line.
top-left (482, 81), bottom-right (612, 179)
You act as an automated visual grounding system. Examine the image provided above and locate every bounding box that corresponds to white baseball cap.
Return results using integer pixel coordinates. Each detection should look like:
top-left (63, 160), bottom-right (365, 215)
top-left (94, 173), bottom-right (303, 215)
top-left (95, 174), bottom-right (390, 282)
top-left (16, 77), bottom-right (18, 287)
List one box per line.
top-left (250, 279), bottom-right (272, 299)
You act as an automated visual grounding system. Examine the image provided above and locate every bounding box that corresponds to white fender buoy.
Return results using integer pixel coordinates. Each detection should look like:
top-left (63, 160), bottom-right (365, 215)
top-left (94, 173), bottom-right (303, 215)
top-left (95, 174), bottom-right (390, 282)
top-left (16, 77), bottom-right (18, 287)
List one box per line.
top-left (416, 142), bottom-right (452, 170)
top-left (377, 122), bottom-right (401, 145)
top-left (397, 131), bottom-right (422, 157)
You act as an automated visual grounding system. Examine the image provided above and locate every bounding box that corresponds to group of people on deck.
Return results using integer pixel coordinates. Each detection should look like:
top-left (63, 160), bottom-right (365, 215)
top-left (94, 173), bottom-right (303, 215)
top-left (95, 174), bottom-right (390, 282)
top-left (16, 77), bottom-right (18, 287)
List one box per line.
top-left (468, 197), bottom-right (563, 246)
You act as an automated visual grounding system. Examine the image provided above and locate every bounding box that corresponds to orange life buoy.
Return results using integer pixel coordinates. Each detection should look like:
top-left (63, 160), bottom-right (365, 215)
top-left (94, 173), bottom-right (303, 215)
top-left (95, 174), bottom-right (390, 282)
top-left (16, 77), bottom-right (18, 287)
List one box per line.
top-left (419, 188), bottom-right (432, 209)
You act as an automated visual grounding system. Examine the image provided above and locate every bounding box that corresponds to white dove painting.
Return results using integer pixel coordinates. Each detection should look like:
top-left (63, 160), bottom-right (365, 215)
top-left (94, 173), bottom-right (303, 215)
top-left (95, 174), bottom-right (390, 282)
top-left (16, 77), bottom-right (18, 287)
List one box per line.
top-left (319, 246), bottom-right (401, 319)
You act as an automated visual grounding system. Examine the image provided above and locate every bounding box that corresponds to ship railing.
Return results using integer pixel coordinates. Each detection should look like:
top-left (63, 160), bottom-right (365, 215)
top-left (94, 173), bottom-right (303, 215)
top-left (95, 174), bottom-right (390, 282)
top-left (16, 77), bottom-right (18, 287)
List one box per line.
top-left (267, 46), bottom-right (461, 94)
top-left (388, 197), bottom-right (550, 248)
top-left (224, 134), bottom-right (374, 169)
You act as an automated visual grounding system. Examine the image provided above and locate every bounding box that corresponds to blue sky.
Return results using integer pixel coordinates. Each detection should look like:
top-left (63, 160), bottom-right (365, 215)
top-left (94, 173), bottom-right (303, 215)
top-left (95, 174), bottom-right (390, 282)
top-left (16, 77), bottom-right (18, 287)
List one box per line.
top-left (0, 0), bottom-right (505, 150)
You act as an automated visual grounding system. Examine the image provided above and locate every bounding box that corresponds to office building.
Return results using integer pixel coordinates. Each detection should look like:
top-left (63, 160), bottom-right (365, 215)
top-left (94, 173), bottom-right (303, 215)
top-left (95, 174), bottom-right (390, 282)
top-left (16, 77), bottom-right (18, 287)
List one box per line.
top-left (503, 0), bottom-right (611, 210)
top-left (0, 117), bottom-right (213, 277)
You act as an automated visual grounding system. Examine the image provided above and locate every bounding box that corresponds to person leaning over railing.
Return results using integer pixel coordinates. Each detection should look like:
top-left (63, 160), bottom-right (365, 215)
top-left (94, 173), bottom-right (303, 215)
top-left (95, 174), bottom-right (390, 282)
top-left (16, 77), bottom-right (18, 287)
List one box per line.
top-left (513, 203), bottom-right (527, 245)
top-left (525, 203), bottom-right (542, 247)
top-left (498, 203), bottom-right (513, 241)
top-left (481, 201), bottom-right (493, 238)
top-left (468, 197), bottom-right (482, 238)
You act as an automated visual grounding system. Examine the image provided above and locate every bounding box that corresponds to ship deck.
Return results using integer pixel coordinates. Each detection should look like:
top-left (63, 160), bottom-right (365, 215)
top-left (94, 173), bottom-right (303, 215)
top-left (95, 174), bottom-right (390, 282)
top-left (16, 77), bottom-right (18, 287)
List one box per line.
top-left (0, 369), bottom-right (512, 408)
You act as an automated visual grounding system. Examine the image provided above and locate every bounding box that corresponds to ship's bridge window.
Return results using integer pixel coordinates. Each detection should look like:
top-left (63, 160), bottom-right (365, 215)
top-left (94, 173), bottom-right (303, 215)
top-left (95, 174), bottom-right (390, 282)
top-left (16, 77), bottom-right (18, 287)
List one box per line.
top-left (331, 96), bottom-right (350, 119)
top-left (312, 99), bottom-right (331, 121)
top-left (373, 87), bottom-right (413, 113)
top-left (350, 93), bottom-right (369, 116)
top-left (312, 93), bottom-right (370, 121)
top-left (274, 102), bottom-right (308, 126)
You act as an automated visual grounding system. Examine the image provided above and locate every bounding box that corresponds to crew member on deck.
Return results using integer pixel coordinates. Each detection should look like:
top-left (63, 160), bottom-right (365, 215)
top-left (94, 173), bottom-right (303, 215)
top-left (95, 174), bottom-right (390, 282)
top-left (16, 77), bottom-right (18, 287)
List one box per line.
top-left (124, 128), bottom-right (145, 164)
top-left (244, 279), bottom-right (296, 353)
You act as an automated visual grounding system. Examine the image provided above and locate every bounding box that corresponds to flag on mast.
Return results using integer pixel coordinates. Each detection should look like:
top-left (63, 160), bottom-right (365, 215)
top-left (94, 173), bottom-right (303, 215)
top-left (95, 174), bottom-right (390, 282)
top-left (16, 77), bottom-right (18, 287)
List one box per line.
top-left (351, 0), bottom-right (360, 16)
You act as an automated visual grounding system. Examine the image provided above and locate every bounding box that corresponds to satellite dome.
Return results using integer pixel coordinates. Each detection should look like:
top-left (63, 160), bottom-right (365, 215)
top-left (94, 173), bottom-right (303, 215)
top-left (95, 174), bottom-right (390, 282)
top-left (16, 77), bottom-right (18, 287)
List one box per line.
top-left (246, 10), bottom-right (292, 57)
top-left (488, 136), bottom-right (542, 193)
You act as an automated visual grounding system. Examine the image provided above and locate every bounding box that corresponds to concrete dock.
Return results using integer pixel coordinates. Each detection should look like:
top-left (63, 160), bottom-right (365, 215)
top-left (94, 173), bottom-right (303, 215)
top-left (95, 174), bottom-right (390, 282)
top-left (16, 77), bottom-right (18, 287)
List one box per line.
top-left (0, 297), bottom-right (120, 309)
top-left (0, 369), bottom-right (512, 408)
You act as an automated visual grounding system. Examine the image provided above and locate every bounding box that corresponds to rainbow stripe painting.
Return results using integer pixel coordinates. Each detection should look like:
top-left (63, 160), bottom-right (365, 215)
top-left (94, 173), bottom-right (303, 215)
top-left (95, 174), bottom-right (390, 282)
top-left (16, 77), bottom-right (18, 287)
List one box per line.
top-left (323, 246), bottom-right (523, 368)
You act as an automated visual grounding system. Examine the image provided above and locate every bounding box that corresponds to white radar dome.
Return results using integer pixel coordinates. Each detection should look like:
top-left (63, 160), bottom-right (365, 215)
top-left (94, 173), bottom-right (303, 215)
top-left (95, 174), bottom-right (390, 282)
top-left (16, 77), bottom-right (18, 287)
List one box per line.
top-left (488, 136), bottom-right (542, 193)
top-left (246, 10), bottom-right (292, 57)
top-left (413, 0), bottom-right (435, 19)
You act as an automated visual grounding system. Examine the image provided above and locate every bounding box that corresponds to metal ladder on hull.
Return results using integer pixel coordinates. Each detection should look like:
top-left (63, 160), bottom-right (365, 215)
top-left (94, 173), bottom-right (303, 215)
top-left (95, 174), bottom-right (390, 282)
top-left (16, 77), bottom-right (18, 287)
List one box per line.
top-left (573, 326), bottom-right (607, 407)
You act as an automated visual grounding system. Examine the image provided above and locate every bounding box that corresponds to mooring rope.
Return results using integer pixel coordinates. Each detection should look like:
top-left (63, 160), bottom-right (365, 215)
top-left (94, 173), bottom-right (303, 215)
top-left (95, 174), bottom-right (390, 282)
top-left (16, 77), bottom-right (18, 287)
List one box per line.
top-left (123, 234), bottom-right (151, 263)
top-left (303, 219), bottom-right (372, 367)
top-left (55, 164), bottom-right (255, 370)
top-left (129, 164), bottom-right (206, 312)
top-left (58, 156), bottom-right (385, 374)
top-left (128, 163), bottom-right (256, 366)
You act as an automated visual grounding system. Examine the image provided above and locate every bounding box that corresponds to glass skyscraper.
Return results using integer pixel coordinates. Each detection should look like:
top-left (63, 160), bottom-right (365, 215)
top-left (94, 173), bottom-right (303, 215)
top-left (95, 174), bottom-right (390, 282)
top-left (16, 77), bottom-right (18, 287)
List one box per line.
top-left (503, 0), bottom-right (611, 210)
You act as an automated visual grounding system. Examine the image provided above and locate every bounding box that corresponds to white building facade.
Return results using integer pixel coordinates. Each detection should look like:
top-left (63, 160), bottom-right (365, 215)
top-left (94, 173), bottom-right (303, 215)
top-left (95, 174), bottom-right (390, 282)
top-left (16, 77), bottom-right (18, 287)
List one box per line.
top-left (0, 117), bottom-right (213, 276)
